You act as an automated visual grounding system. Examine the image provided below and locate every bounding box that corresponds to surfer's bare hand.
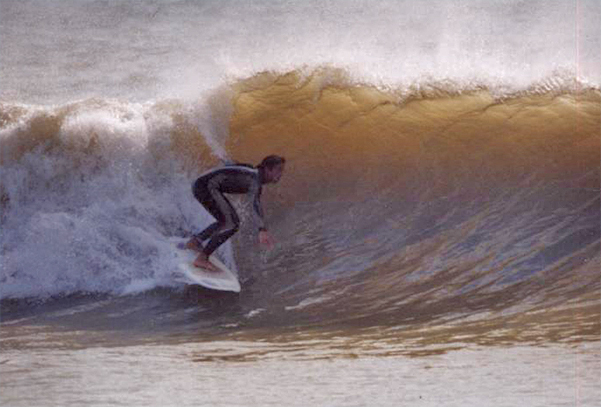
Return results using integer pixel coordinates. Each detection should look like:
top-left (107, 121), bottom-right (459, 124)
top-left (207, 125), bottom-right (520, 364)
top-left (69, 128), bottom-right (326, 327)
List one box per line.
top-left (259, 230), bottom-right (275, 249)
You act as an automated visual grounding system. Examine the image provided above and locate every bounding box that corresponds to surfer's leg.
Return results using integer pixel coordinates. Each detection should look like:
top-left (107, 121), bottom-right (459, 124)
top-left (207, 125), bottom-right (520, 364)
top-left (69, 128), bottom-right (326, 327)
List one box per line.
top-left (187, 219), bottom-right (220, 252)
top-left (190, 190), bottom-right (239, 271)
top-left (190, 179), bottom-right (223, 251)
top-left (202, 193), bottom-right (240, 257)
top-left (192, 222), bottom-right (220, 243)
top-left (185, 235), bottom-right (205, 252)
top-left (191, 200), bottom-right (223, 271)
top-left (193, 193), bottom-right (231, 243)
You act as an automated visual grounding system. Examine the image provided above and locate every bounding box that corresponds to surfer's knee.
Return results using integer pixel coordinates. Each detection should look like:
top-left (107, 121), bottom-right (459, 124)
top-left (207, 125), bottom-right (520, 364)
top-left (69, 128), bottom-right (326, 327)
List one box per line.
top-left (225, 222), bottom-right (240, 236)
top-left (219, 217), bottom-right (240, 237)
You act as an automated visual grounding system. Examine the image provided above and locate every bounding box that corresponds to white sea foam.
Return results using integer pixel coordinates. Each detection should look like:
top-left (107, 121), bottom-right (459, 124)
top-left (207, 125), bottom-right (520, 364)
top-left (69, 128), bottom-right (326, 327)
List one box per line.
top-left (0, 100), bottom-right (236, 299)
top-left (0, 0), bottom-right (598, 104)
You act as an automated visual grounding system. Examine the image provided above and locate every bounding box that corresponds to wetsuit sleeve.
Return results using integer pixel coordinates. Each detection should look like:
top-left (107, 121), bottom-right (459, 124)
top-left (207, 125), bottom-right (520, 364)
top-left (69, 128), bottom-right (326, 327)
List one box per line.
top-left (249, 182), bottom-right (266, 231)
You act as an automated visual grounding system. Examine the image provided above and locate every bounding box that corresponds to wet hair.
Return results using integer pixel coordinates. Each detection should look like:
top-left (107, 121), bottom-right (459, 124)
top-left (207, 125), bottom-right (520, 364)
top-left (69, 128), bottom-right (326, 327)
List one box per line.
top-left (257, 155), bottom-right (286, 170)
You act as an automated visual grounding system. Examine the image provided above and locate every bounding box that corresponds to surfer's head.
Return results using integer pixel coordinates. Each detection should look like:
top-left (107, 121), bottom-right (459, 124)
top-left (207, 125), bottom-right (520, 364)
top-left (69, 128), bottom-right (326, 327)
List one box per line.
top-left (258, 155), bottom-right (286, 184)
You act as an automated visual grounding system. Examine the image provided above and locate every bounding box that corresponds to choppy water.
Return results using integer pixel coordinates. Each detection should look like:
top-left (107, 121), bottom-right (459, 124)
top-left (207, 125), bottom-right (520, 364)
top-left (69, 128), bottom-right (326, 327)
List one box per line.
top-left (1, 1), bottom-right (600, 406)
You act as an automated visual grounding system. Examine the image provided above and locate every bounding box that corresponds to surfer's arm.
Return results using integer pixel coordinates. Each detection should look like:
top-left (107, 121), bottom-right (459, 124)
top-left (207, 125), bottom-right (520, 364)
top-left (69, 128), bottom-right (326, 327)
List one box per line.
top-left (251, 187), bottom-right (276, 249)
top-left (250, 182), bottom-right (266, 231)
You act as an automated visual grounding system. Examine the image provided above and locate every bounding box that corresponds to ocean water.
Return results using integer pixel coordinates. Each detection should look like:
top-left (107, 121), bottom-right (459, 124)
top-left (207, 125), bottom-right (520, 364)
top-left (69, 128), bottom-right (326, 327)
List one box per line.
top-left (1, 1), bottom-right (600, 406)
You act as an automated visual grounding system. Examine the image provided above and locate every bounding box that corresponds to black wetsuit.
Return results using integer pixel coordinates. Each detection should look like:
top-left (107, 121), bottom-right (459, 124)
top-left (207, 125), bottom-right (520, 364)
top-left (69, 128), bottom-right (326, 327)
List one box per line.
top-left (192, 164), bottom-right (266, 256)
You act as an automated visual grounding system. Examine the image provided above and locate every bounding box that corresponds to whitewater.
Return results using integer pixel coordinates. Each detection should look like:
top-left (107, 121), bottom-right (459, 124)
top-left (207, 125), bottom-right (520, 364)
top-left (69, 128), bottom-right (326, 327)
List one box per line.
top-left (1, 1), bottom-right (600, 406)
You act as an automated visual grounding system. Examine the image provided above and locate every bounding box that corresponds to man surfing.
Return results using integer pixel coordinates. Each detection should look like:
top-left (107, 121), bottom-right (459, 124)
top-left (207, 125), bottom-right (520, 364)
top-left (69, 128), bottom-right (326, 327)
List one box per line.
top-left (185, 155), bottom-right (286, 272)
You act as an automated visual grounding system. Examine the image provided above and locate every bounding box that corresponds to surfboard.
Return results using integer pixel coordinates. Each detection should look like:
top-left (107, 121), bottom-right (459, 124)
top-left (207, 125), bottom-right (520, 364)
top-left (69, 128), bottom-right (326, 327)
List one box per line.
top-left (174, 241), bottom-right (241, 293)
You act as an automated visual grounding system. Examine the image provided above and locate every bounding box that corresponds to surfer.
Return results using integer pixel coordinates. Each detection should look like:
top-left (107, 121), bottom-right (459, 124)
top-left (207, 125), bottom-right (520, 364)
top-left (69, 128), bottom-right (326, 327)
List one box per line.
top-left (185, 155), bottom-right (286, 272)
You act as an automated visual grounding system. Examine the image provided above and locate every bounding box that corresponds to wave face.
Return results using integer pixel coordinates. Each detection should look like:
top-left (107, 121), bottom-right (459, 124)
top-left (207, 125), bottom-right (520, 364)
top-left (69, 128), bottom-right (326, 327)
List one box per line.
top-left (224, 71), bottom-right (600, 338)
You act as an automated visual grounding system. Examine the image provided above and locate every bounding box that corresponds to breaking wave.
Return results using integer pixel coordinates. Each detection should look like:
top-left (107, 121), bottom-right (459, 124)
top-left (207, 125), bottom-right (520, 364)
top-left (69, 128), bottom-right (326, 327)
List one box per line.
top-left (1, 68), bottom-right (599, 341)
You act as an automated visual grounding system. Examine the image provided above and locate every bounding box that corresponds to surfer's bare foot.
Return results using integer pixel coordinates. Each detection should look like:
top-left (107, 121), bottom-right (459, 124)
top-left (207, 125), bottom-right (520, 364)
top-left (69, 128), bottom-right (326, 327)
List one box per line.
top-left (185, 237), bottom-right (203, 253)
top-left (193, 253), bottom-right (220, 272)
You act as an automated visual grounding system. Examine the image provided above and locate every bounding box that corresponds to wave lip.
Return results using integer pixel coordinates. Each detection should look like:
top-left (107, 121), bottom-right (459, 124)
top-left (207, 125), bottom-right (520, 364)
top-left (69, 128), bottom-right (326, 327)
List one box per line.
top-left (2, 0), bottom-right (600, 104)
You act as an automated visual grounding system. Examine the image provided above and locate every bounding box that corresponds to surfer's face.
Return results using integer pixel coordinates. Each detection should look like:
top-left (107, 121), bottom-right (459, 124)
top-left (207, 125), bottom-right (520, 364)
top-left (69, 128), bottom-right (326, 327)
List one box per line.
top-left (266, 163), bottom-right (285, 184)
